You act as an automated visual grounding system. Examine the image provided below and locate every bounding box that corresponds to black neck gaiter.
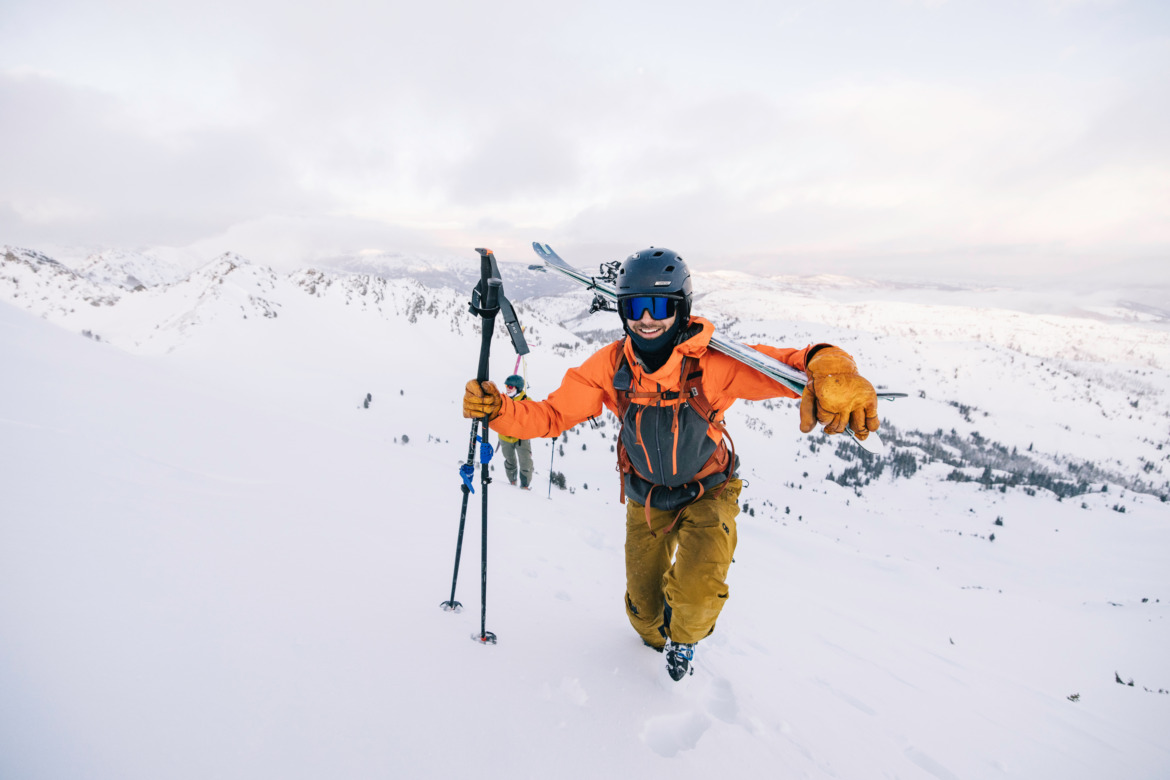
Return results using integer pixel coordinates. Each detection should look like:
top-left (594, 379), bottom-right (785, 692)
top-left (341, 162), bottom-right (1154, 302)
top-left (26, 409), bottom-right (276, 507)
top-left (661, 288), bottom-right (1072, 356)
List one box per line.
top-left (626, 318), bottom-right (685, 373)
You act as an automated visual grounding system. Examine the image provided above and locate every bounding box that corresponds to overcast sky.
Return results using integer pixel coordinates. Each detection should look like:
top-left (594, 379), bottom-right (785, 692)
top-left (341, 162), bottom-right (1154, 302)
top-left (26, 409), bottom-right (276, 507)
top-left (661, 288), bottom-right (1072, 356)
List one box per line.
top-left (2, 0), bottom-right (1167, 285)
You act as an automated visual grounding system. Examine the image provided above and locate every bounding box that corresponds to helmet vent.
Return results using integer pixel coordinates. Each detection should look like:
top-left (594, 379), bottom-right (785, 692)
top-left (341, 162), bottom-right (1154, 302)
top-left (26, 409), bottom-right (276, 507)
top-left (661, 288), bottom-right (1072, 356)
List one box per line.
top-left (652, 250), bottom-right (664, 257)
top-left (664, 265), bottom-right (674, 272)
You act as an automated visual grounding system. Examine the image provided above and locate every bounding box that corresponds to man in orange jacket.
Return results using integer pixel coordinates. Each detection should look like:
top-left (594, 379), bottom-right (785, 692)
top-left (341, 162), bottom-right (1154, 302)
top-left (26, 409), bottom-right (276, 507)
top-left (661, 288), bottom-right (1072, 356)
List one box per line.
top-left (463, 247), bottom-right (879, 681)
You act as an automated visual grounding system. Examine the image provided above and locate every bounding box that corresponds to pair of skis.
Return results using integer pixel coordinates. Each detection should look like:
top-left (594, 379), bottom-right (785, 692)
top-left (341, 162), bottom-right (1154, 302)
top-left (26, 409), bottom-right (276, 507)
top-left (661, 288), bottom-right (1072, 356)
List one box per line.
top-left (531, 242), bottom-right (904, 454)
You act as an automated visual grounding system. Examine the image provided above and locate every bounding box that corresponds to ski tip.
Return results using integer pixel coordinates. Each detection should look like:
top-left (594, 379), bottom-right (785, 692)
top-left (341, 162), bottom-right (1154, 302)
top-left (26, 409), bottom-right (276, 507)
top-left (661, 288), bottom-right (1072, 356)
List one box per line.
top-left (531, 242), bottom-right (562, 264)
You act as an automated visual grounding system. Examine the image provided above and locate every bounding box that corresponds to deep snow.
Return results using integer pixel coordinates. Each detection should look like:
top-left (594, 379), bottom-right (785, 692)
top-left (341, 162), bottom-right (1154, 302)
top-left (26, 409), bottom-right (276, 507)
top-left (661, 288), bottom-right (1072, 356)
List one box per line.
top-left (2, 252), bottom-right (1169, 779)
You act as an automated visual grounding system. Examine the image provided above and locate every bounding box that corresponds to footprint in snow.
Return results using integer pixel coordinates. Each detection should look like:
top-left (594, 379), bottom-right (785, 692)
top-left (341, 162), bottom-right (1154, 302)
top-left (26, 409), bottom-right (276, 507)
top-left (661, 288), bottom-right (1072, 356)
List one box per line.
top-left (541, 677), bottom-right (588, 706)
top-left (703, 676), bottom-right (739, 724)
top-left (904, 747), bottom-right (959, 780)
top-left (640, 673), bottom-right (743, 756)
top-left (641, 710), bottom-right (711, 757)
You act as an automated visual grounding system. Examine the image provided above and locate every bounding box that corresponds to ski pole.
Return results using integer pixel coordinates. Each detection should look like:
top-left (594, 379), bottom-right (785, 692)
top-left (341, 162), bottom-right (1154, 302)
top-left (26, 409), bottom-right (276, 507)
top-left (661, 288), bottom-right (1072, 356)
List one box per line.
top-left (441, 416), bottom-right (480, 614)
top-left (474, 258), bottom-right (501, 645)
top-left (441, 252), bottom-right (499, 623)
top-left (442, 248), bottom-right (529, 645)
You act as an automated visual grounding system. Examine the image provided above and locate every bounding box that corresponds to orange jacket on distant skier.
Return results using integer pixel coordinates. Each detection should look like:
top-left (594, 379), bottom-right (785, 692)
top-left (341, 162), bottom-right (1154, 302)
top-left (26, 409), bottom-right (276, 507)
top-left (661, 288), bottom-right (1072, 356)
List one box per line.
top-left (489, 317), bottom-right (820, 508)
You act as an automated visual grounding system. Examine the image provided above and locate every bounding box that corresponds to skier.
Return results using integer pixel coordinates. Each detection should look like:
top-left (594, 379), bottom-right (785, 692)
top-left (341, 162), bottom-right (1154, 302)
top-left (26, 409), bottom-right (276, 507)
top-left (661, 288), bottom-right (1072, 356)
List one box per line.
top-left (498, 375), bottom-right (535, 489)
top-left (462, 247), bottom-right (880, 680)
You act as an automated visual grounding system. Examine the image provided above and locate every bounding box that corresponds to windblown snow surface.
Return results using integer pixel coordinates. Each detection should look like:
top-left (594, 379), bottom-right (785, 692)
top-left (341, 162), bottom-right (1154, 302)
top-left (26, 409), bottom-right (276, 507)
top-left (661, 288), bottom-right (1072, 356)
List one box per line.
top-left (1, 247), bottom-right (1168, 779)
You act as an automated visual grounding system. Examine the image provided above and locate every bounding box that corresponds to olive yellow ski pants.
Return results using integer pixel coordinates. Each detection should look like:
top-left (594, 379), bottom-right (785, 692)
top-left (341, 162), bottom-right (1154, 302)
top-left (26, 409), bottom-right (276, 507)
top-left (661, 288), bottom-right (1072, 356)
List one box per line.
top-left (623, 477), bottom-right (742, 647)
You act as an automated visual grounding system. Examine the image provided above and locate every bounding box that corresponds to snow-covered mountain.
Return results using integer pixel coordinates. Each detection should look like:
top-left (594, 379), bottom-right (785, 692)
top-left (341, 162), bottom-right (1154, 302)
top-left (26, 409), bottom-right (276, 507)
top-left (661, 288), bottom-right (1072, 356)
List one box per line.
top-left (2, 245), bottom-right (121, 317)
top-left (2, 243), bottom-right (1168, 779)
top-left (76, 249), bottom-right (190, 290)
top-left (6, 242), bottom-right (1164, 495)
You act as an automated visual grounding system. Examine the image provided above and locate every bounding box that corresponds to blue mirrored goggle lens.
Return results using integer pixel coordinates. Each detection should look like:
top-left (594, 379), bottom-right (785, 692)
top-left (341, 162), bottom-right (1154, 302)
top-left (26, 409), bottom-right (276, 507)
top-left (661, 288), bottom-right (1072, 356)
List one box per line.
top-left (619, 296), bottom-right (677, 320)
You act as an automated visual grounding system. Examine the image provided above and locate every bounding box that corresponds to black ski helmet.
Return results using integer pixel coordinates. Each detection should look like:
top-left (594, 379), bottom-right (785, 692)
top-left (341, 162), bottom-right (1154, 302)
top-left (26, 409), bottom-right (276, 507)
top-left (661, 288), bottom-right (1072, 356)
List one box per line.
top-left (504, 374), bottom-right (525, 391)
top-left (615, 247), bottom-right (692, 323)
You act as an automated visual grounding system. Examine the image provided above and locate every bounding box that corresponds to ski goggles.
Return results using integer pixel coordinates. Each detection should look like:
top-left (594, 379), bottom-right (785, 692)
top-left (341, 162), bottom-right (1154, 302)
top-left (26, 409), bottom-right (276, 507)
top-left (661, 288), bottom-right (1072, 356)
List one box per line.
top-left (617, 295), bottom-right (680, 321)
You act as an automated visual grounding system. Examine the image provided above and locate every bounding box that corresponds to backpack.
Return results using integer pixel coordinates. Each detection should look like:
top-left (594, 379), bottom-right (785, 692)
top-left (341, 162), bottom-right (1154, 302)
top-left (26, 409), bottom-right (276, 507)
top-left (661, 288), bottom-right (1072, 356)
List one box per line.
top-left (609, 344), bottom-right (736, 535)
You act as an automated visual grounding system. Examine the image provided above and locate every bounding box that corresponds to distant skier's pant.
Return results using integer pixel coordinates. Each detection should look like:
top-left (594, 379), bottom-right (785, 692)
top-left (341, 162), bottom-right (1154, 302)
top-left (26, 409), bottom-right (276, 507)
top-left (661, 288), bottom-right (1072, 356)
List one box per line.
top-left (500, 439), bottom-right (533, 487)
top-left (624, 478), bottom-right (741, 647)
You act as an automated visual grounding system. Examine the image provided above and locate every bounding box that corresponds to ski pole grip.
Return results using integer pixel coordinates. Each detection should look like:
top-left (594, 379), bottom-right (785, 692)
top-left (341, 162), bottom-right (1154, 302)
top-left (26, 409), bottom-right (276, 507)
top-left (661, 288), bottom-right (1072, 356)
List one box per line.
top-left (482, 277), bottom-right (501, 313)
top-left (479, 249), bottom-right (494, 286)
top-left (476, 278), bottom-right (501, 383)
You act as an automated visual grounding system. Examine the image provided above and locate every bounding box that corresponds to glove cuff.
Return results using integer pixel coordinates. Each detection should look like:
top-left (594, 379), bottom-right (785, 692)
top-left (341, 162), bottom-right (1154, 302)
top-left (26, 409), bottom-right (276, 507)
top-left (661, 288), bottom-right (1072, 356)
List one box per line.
top-left (805, 343), bottom-right (834, 364)
top-left (807, 346), bottom-right (857, 376)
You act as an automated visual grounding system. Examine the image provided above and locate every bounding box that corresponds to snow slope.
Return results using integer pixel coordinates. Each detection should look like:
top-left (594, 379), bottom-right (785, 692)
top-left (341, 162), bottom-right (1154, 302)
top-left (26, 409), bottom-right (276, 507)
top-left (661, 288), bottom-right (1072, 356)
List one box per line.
top-left (2, 248), bottom-right (1169, 779)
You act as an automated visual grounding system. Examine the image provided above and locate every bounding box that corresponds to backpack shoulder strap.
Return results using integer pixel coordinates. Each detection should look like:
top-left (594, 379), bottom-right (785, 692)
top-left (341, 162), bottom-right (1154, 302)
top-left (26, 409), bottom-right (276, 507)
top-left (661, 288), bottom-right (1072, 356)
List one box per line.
top-left (611, 341), bottom-right (633, 419)
top-left (683, 354), bottom-right (736, 501)
top-left (681, 355), bottom-right (725, 429)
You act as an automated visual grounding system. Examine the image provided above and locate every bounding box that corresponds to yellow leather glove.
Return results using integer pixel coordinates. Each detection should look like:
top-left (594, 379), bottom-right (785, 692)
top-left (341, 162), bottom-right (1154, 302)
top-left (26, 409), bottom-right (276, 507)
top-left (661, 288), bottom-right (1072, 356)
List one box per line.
top-left (462, 380), bottom-right (503, 420)
top-left (799, 347), bottom-right (879, 439)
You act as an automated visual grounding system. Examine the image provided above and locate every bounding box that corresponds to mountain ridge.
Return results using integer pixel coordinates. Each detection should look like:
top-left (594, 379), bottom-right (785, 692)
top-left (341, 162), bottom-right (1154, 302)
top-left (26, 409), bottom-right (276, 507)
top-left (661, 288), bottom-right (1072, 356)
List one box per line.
top-left (2, 242), bottom-right (1168, 498)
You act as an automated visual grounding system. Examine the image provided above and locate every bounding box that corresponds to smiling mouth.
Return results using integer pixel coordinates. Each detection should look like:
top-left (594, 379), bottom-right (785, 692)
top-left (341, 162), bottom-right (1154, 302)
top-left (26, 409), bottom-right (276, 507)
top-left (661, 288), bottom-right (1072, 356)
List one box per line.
top-left (634, 325), bottom-right (664, 337)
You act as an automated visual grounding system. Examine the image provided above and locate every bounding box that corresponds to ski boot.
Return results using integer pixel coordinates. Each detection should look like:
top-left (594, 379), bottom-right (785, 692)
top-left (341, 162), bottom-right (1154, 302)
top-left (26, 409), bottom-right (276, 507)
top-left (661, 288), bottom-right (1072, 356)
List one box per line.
top-left (665, 640), bottom-right (695, 681)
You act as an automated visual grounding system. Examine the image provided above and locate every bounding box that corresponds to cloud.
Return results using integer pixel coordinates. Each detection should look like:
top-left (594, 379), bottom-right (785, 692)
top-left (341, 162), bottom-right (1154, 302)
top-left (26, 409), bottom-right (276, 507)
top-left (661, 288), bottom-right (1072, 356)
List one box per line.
top-left (1, 0), bottom-right (1168, 285)
top-left (0, 72), bottom-right (327, 247)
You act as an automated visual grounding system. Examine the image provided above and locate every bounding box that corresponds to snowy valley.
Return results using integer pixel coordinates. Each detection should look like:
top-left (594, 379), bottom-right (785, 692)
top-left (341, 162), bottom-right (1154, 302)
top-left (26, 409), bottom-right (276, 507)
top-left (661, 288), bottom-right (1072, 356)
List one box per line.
top-left (1, 244), bottom-right (1168, 779)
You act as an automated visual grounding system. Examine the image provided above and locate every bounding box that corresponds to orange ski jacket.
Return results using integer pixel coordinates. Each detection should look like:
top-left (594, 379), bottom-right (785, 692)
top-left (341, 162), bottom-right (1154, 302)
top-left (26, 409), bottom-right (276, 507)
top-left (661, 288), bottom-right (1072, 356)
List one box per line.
top-left (496, 389), bottom-right (528, 444)
top-left (489, 317), bottom-right (820, 506)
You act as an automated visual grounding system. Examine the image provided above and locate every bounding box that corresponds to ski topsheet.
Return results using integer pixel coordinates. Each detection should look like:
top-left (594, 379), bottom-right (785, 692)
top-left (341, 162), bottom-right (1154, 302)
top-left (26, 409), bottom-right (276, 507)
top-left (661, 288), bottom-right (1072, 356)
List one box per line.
top-left (531, 242), bottom-right (894, 454)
